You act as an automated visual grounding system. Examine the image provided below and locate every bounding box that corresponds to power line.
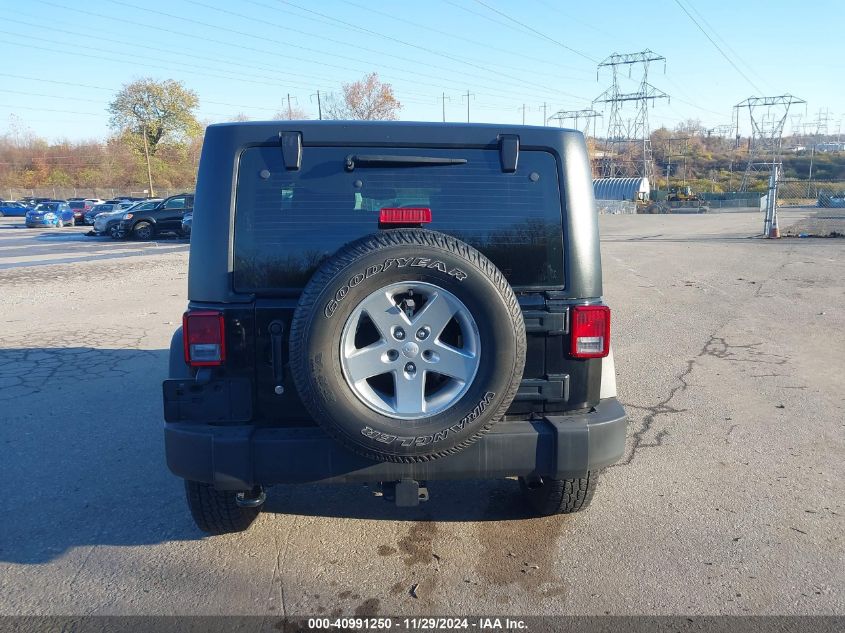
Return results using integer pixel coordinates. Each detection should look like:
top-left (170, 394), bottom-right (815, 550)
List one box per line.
top-left (0, 104), bottom-right (101, 116)
top-left (26, 2), bottom-right (458, 100)
top-left (3, 15), bottom-right (382, 97)
top-left (684, 2), bottom-right (770, 93)
top-left (672, 0), bottom-right (763, 94)
top-left (471, 0), bottom-right (597, 63)
top-left (26, 2), bottom-right (559, 108)
top-left (270, 0), bottom-right (585, 100)
top-left (39, 0), bottom-right (582, 106)
top-left (187, 0), bottom-right (565, 95)
top-left (341, 0), bottom-right (592, 78)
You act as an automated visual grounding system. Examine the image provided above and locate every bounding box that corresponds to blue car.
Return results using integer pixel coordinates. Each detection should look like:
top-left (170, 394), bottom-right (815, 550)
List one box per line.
top-left (25, 201), bottom-right (75, 228)
top-left (0, 200), bottom-right (30, 217)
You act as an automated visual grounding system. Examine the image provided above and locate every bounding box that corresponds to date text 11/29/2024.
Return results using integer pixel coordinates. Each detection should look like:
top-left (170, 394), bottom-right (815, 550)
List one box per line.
top-left (307, 617), bottom-right (528, 631)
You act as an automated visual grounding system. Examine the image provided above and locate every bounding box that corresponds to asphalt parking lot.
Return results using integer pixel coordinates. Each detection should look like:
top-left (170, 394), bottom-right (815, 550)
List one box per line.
top-left (0, 210), bottom-right (843, 617)
top-left (0, 217), bottom-right (188, 271)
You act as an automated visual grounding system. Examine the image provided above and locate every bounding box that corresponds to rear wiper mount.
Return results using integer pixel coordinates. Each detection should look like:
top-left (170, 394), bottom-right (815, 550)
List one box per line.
top-left (345, 154), bottom-right (467, 171)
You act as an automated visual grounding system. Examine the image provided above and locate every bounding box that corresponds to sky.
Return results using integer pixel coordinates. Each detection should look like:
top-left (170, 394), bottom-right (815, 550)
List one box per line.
top-left (0, 0), bottom-right (842, 142)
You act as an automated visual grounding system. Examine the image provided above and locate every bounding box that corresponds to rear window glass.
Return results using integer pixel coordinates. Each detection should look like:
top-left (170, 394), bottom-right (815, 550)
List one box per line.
top-left (69, 201), bottom-right (85, 209)
top-left (234, 146), bottom-right (564, 292)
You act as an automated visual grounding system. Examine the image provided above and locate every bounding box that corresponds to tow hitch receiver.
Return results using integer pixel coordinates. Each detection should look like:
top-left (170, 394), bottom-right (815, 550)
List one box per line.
top-left (381, 479), bottom-right (429, 507)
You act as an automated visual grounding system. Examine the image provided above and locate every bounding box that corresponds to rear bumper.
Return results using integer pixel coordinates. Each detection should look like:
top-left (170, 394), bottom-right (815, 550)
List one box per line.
top-left (164, 398), bottom-right (627, 490)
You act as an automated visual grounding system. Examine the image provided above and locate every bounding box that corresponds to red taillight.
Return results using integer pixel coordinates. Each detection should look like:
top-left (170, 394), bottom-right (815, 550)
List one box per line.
top-left (570, 305), bottom-right (610, 358)
top-left (379, 207), bottom-right (432, 224)
top-left (183, 310), bottom-right (226, 366)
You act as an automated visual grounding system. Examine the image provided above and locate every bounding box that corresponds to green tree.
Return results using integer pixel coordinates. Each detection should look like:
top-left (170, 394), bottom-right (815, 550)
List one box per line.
top-left (108, 78), bottom-right (200, 196)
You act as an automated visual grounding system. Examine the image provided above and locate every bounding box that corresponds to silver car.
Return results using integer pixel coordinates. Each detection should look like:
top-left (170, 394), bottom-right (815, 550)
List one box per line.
top-left (93, 199), bottom-right (162, 237)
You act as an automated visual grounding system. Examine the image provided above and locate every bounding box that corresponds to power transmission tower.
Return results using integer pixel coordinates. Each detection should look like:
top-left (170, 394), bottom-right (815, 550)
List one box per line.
top-left (547, 108), bottom-right (602, 137)
top-left (734, 94), bottom-right (806, 236)
top-left (706, 124), bottom-right (734, 138)
top-left (665, 136), bottom-right (690, 190)
top-left (805, 108), bottom-right (830, 196)
top-left (593, 49), bottom-right (669, 181)
top-left (735, 95), bottom-right (805, 191)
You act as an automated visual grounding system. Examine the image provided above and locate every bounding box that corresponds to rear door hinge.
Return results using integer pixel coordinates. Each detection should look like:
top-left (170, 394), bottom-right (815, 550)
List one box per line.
top-left (498, 134), bottom-right (519, 173)
top-left (279, 132), bottom-right (302, 171)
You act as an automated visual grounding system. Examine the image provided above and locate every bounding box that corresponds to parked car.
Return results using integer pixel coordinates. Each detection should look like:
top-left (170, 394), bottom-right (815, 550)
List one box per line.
top-left (25, 201), bottom-right (74, 227)
top-left (0, 200), bottom-right (31, 217)
top-left (180, 211), bottom-right (192, 237)
top-left (93, 198), bottom-right (162, 237)
top-left (84, 198), bottom-right (104, 210)
top-left (84, 203), bottom-right (118, 224)
top-left (163, 122), bottom-right (625, 534)
top-left (20, 197), bottom-right (52, 209)
top-left (68, 200), bottom-right (88, 223)
top-left (115, 193), bottom-right (193, 240)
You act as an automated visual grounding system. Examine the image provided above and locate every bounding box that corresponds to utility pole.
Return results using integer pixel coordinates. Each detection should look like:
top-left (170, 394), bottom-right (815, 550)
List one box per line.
top-left (541, 102), bottom-right (548, 126)
top-left (461, 91), bottom-right (475, 123)
top-left (286, 93), bottom-right (293, 119)
top-left (520, 104), bottom-right (529, 125)
top-left (310, 91), bottom-right (322, 120)
top-left (440, 92), bottom-right (451, 122)
top-left (593, 49), bottom-right (669, 181)
top-left (141, 124), bottom-right (154, 198)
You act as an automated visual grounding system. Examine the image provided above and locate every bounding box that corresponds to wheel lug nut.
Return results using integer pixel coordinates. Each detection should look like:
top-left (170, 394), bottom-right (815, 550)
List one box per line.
top-left (416, 328), bottom-right (429, 340)
top-left (394, 328), bottom-right (405, 340)
top-left (387, 350), bottom-right (399, 361)
top-left (404, 362), bottom-right (416, 373)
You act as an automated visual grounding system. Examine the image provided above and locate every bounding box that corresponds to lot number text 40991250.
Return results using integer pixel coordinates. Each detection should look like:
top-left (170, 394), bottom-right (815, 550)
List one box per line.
top-left (306, 617), bottom-right (528, 631)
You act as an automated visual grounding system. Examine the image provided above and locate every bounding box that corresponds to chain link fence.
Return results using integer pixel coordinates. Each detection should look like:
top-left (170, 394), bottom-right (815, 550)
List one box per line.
top-left (777, 179), bottom-right (845, 207)
top-left (3, 187), bottom-right (191, 201)
top-left (596, 199), bottom-right (638, 215)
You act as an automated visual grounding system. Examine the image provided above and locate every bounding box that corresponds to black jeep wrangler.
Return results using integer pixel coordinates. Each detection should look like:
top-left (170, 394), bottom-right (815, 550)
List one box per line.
top-left (164, 121), bottom-right (626, 534)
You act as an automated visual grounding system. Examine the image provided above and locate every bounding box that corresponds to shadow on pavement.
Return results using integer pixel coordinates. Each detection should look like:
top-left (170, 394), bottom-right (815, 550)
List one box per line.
top-left (0, 346), bottom-right (204, 564)
top-left (0, 345), bottom-right (547, 564)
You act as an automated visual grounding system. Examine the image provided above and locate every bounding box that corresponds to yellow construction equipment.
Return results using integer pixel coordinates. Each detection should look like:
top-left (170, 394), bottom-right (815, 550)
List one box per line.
top-left (668, 186), bottom-right (700, 202)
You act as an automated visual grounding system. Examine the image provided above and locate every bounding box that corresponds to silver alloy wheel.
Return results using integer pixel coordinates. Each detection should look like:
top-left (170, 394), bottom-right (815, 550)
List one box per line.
top-left (340, 281), bottom-right (480, 420)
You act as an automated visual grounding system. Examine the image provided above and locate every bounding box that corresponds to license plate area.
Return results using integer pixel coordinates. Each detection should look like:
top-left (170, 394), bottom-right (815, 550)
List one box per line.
top-left (163, 378), bottom-right (253, 423)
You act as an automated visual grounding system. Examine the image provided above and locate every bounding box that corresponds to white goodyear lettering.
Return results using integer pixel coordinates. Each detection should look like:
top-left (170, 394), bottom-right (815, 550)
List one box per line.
top-left (324, 258), bottom-right (467, 318)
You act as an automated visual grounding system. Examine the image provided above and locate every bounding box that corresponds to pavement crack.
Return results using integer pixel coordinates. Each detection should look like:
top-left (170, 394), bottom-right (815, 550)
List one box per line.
top-left (67, 544), bottom-right (97, 588)
top-left (614, 358), bottom-right (695, 466)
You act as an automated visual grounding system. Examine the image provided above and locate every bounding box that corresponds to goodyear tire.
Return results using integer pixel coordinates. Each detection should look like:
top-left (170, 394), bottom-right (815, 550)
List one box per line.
top-left (519, 471), bottom-right (599, 516)
top-left (289, 229), bottom-right (526, 463)
top-left (184, 480), bottom-right (261, 534)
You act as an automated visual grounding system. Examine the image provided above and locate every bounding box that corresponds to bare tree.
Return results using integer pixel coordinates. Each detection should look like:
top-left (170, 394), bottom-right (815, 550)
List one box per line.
top-left (273, 106), bottom-right (309, 120)
top-left (108, 78), bottom-right (200, 196)
top-left (325, 73), bottom-right (401, 120)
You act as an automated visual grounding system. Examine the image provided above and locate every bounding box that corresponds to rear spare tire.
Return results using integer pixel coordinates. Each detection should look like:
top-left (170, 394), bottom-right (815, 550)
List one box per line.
top-left (289, 229), bottom-right (526, 463)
